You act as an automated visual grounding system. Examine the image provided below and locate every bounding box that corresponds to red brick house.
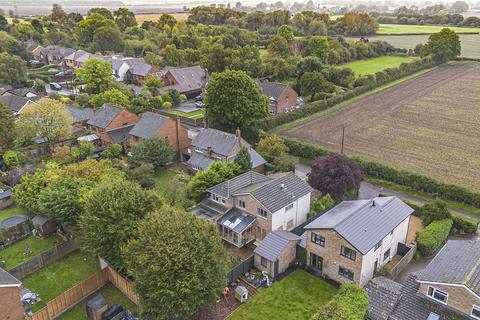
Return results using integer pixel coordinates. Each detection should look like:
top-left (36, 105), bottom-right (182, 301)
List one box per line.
top-left (258, 81), bottom-right (300, 115)
top-left (87, 104), bottom-right (140, 145)
top-left (0, 267), bottom-right (23, 320)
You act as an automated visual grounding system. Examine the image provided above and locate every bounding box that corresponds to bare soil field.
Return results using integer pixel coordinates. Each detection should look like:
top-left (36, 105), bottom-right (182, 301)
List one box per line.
top-left (135, 12), bottom-right (190, 24)
top-left (279, 62), bottom-right (480, 191)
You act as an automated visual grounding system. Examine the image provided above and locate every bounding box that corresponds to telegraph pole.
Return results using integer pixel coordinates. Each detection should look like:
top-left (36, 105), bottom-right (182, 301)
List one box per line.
top-left (341, 126), bottom-right (345, 155)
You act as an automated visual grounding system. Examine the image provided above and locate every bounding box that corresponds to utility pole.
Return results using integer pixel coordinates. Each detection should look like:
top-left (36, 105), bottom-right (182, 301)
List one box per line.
top-left (341, 126), bottom-right (345, 155)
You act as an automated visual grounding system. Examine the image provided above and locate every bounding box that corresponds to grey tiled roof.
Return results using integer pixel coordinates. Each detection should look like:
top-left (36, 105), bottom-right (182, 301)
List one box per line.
top-left (207, 171), bottom-right (272, 199)
top-left (0, 215), bottom-right (27, 229)
top-left (0, 189), bottom-right (12, 200)
top-left (87, 104), bottom-right (122, 130)
top-left (218, 207), bottom-right (256, 233)
top-left (130, 62), bottom-right (153, 76)
top-left (0, 95), bottom-right (33, 113)
top-left (418, 239), bottom-right (480, 295)
top-left (0, 267), bottom-right (21, 286)
top-left (365, 277), bottom-right (402, 320)
top-left (305, 197), bottom-right (413, 254)
top-left (191, 198), bottom-right (229, 220)
top-left (129, 112), bottom-right (168, 139)
top-left (248, 173), bottom-right (313, 213)
top-left (187, 152), bottom-right (215, 170)
top-left (254, 231), bottom-right (300, 262)
top-left (158, 66), bottom-right (206, 94)
top-left (107, 125), bottom-right (135, 143)
top-left (191, 128), bottom-right (246, 157)
top-left (228, 148), bottom-right (266, 169)
top-left (67, 106), bottom-right (94, 123)
top-left (32, 214), bottom-right (51, 225)
top-left (258, 81), bottom-right (290, 101)
top-left (299, 231), bottom-right (307, 248)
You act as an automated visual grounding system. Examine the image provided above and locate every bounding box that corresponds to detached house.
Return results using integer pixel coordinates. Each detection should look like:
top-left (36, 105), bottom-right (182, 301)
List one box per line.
top-left (366, 239), bottom-right (480, 320)
top-left (87, 104), bottom-right (139, 145)
top-left (258, 81), bottom-right (300, 115)
top-left (0, 95), bottom-right (37, 117)
top-left (127, 112), bottom-right (189, 152)
top-left (192, 171), bottom-right (312, 248)
top-left (157, 66), bottom-right (208, 98)
top-left (304, 197), bottom-right (414, 287)
top-left (126, 61), bottom-right (159, 86)
top-left (185, 128), bottom-right (266, 173)
top-left (39, 46), bottom-right (75, 66)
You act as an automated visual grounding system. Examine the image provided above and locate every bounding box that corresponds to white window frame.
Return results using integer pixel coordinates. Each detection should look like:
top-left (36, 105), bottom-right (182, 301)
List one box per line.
top-left (427, 286), bottom-right (448, 305)
top-left (471, 305), bottom-right (480, 320)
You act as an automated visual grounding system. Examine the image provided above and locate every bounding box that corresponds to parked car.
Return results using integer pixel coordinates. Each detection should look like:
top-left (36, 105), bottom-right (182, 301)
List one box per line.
top-left (195, 95), bottom-right (203, 102)
top-left (195, 101), bottom-right (204, 108)
top-left (55, 70), bottom-right (74, 79)
top-left (50, 82), bottom-right (62, 91)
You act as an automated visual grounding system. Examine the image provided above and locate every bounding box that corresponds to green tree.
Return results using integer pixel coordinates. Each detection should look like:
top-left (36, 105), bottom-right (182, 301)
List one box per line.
top-left (11, 23), bottom-right (37, 41)
top-left (129, 138), bottom-right (174, 171)
top-left (187, 161), bottom-right (240, 202)
top-left (421, 28), bottom-right (461, 63)
top-left (77, 57), bottom-right (114, 94)
top-left (122, 207), bottom-right (228, 320)
top-left (277, 24), bottom-right (295, 43)
top-left (88, 8), bottom-right (114, 20)
top-left (256, 134), bottom-right (288, 162)
top-left (204, 70), bottom-right (268, 137)
top-left (307, 36), bottom-right (329, 63)
top-left (234, 147), bottom-right (252, 172)
top-left (91, 25), bottom-right (123, 53)
top-left (268, 34), bottom-right (291, 58)
top-left (70, 141), bottom-right (95, 160)
top-left (144, 52), bottom-right (164, 68)
top-left (300, 71), bottom-right (335, 102)
top-left (3, 150), bottom-right (24, 169)
top-left (311, 194), bottom-right (335, 217)
top-left (144, 75), bottom-right (163, 94)
top-left (314, 284), bottom-right (368, 320)
top-left (80, 178), bottom-right (157, 270)
top-left (273, 153), bottom-right (298, 172)
top-left (89, 88), bottom-right (131, 109)
top-left (0, 52), bottom-right (27, 86)
top-left (156, 172), bottom-right (193, 208)
top-left (13, 166), bottom-right (55, 212)
top-left (296, 56), bottom-right (325, 78)
top-left (51, 4), bottom-right (68, 22)
top-left (114, 8), bottom-right (137, 31)
top-left (103, 143), bottom-right (123, 159)
top-left (75, 13), bottom-right (116, 47)
top-left (420, 200), bottom-right (452, 226)
top-left (0, 101), bottom-right (15, 153)
top-left (16, 99), bottom-right (73, 146)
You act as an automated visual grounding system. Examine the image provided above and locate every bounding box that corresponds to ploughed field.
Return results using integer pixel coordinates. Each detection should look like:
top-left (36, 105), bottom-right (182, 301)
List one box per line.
top-left (279, 62), bottom-right (480, 191)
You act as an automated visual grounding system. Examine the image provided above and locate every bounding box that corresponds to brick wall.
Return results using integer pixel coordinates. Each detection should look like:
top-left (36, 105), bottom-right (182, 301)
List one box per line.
top-left (0, 287), bottom-right (23, 320)
top-left (234, 194), bottom-right (272, 240)
top-left (306, 229), bottom-right (363, 285)
top-left (93, 110), bottom-right (139, 145)
top-left (275, 86), bottom-right (299, 114)
top-left (418, 283), bottom-right (480, 316)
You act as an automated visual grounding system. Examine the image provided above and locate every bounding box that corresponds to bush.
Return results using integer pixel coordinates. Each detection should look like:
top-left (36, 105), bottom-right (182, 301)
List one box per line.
top-left (452, 215), bottom-right (478, 235)
top-left (3, 150), bottom-right (25, 169)
top-left (273, 153), bottom-right (298, 172)
top-left (103, 144), bottom-right (123, 159)
top-left (417, 219), bottom-right (452, 256)
top-left (419, 200), bottom-right (451, 226)
top-left (314, 283), bottom-right (368, 320)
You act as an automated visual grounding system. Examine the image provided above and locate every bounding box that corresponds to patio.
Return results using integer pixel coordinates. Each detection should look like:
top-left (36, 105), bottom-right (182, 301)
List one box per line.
top-left (224, 242), bottom-right (254, 265)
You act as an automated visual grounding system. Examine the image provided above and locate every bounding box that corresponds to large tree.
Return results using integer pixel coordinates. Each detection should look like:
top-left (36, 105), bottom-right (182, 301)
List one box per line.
top-left (421, 28), bottom-right (461, 63)
top-left (307, 36), bottom-right (330, 64)
top-left (77, 57), bottom-right (114, 94)
top-left (0, 101), bottom-right (15, 153)
top-left (80, 178), bottom-right (157, 270)
top-left (204, 70), bottom-right (268, 137)
top-left (0, 52), bottom-right (28, 86)
top-left (16, 99), bottom-right (72, 146)
top-left (308, 155), bottom-right (362, 201)
top-left (122, 207), bottom-right (228, 320)
top-left (299, 71), bottom-right (335, 102)
top-left (129, 138), bottom-right (174, 172)
top-left (256, 134), bottom-right (289, 162)
top-left (234, 146), bottom-right (252, 172)
top-left (89, 88), bottom-right (131, 109)
top-left (114, 8), bottom-right (137, 31)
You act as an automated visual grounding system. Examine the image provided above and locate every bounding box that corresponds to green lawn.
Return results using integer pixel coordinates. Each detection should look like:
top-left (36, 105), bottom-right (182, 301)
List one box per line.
top-left (229, 269), bottom-right (337, 320)
top-left (165, 108), bottom-right (205, 120)
top-left (0, 205), bottom-right (26, 221)
top-left (23, 250), bottom-right (100, 312)
top-left (57, 284), bottom-right (139, 320)
top-left (0, 235), bottom-right (63, 270)
top-left (378, 23), bottom-right (480, 35)
top-left (341, 56), bottom-right (417, 75)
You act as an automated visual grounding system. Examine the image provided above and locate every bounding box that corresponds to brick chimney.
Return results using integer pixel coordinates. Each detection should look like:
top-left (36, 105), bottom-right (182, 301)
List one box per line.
top-left (207, 146), bottom-right (213, 158)
top-left (235, 128), bottom-right (241, 138)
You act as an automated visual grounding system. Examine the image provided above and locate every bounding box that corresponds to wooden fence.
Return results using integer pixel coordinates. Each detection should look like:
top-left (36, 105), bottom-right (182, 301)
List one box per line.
top-left (227, 255), bottom-right (254, 284)
top-left (391, 241), bottom-right (418, 279)
top-left (106, 266), bottom-right (139, 305)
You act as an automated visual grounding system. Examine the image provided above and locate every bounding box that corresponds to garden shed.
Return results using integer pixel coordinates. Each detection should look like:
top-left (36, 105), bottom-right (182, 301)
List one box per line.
top-left (84, 293), bottom-right (108, 320)
top-left (0, 188), bottom-right (13, 209)
top-left (0, 215), bottom-right (31, 243)
top-left (32, 215), bottom-right (57, 236)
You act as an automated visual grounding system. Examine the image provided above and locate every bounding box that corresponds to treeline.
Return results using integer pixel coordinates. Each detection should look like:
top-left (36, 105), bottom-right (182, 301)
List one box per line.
top-left (188, 7), bottom-right (379, 36)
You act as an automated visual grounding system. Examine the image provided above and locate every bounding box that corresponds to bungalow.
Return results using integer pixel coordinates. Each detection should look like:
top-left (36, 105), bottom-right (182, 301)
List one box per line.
top-left (156, 66), bottom-right (208, 98)
top-left (87, 104), bottom-right (139, 145)
top-left (127, 112), bottom-right (189, 152)
top-left (191, 171), bottom-right (312, 248)
top-left (185, 128), bottom-right (266, 173)
top-left (0, 95), bottom-right (37, 117)
top-left (304, 196), bottom-right (414, 287)
top-left (258, 81), bottom-right (300, 115)
top-left (365, 239), bottom-right (480, 320)
top-left (0, 268), bottom-right (23, 320)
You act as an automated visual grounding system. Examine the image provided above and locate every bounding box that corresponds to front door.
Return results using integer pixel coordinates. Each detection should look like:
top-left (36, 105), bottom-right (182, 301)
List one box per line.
top-left (310, 253), bottom-right (323, 274)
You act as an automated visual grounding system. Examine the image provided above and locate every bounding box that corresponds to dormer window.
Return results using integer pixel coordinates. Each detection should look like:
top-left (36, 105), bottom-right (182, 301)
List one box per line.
top-left (427, 286), bottom-right (448, 305)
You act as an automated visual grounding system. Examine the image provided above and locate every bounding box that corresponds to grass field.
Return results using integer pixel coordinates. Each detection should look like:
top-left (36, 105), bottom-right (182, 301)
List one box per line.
top-left (23, 250), bottom-right (100, 312)
top-left (58, 284), bottom-right (139, 320)
top-left (279, 62), bottom-right (480, 192)
top-left (378, 23), bottom-right (480, 35)
top-left (165, 108), bottom-right (205, 120)
top-left (341, 56), bottom-right (417, 75)
top-left (0, 205), bottom-right (25, 221)
top-left (0, 235), bottom-right (62, 270)
top-left (135, 12), bottom-right (190, 24)
top-left (228, 269), bottom-right (337, 320)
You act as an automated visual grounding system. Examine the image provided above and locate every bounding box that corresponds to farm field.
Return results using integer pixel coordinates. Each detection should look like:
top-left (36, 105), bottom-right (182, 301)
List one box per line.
top-left (279, 62), bottom-right (480, 192)
top-left (135, 12), bottom-right (190, 24)
top-left (340, 56), bottom-right (417, 75)
top-left (349, 33), bottom-right (480, 60)
top-left (377, 23), bottom-right (480, 35)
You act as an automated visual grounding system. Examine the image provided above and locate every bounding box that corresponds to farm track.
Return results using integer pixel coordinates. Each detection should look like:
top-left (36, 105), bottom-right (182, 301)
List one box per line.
top-left (280, 62), bottom-right (480, 191)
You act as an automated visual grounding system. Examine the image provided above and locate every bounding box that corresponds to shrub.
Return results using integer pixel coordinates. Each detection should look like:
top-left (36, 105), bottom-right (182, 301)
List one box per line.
top-left (273, 153), bottom-right (298, 172)
top-left (375, 265), bottom-right (391, 277)
top-left (70, 141), bottom-right (95, 160)
top-left (419, 200), bottom-right (451, 226)
top-left (52, 145), bottom-right (71, 160)
top-left (314, 283), bottom-right (368, 320)
top-left (162, 101), bottom-right (172, 108)
top-left (3, 150), bottom-right (25, 169)
top-left (452, 215), bottom-right (478, 235)
top-left (417, 219), bottom-right (453, 256)
top-left (103, 143), bottom-right (123, 159)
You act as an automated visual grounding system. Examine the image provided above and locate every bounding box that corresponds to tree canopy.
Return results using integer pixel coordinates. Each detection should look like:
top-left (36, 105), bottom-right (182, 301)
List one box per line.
top-left (421, 28), bottom-right (461, 63)
top-left (129, 138), bottom-right (175, 172)
top-left (77, 57), bottom-right (114, 94)
top-left (0, 101), bottom-right (15, 153)
top-left (234, 146), bottom-right (253, 172)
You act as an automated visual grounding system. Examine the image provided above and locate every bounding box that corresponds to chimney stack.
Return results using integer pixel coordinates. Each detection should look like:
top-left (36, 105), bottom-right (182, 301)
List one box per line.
top-left (207, 146), bottom-right (213, 157)
top-left (235, 128), bottom-right (241, 138)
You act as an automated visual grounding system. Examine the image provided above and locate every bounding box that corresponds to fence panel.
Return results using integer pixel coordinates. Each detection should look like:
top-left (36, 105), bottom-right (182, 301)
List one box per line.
top-left (107, 267), bottom-right (139, 305)
top-left (29, 307), bottom-right (49, 320)
top-left (63, 283), bottom-right (84, 306)
top-left (227, 255), bottom-right (254, 283)
top-left (47, 294), bottom-right (67, 318)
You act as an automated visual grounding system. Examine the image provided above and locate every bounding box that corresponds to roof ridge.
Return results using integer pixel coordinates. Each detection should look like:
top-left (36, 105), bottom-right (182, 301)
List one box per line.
top-left (332, 199), bottom-right (373, 229)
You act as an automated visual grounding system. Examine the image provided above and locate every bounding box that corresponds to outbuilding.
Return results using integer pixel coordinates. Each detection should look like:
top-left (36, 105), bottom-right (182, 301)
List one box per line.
top-left (0, 215), bottom-right (30, 243)
top-left (0, 188), bottom-right (13, 209)
top-left (32, 215), bottom-right (57, 236)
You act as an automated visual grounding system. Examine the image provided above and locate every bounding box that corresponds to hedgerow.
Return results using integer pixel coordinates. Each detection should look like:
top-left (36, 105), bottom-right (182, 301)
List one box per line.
top-left (417, 219), bottom-right (452, 256)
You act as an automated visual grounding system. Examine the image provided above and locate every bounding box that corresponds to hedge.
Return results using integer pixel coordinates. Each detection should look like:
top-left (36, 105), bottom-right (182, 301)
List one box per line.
top-left (283, 138), bottom-right (480, 209)
top-left (452, 215), bottom-right (479, 235)
top-left (260, 56), bottom-right (436, 131)
top-left (416, 219), bottom-right (452, 256)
